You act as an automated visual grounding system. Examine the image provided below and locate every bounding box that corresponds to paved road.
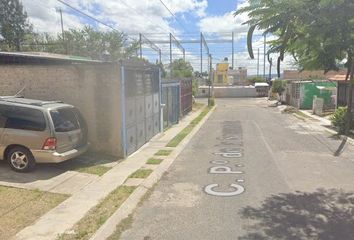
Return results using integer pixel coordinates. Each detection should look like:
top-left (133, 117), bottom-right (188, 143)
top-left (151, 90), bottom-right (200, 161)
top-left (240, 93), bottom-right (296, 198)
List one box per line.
top-left (121, 98), bottom-right (354, 240)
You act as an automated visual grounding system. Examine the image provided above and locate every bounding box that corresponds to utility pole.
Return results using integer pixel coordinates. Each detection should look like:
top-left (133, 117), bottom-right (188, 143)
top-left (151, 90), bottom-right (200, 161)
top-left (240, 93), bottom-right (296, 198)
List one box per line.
top-left (263, 35), bottom-right (266, 79)
top-left (159, 49), bottom-right (162, 64)
top-left (200, 32), bottom-right (203, 74)
top-left (232, 32), bottom-right (235, 70)
top-left (208, 54), bottom-right (212, 106)
top-left (57, 8), bottom-right (67, 54)
top-left (139, 33), bottom-right (142, 59)
top-left (170, 33), bottom-right (172, 77)
top-left (257, 48), bottom-right (260, 77)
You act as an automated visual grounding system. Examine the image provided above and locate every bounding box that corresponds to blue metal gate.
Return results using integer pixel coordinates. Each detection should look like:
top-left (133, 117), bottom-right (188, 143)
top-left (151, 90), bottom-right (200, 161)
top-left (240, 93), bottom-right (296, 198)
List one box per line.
top-left (162, 81), bottom-right (180, 129)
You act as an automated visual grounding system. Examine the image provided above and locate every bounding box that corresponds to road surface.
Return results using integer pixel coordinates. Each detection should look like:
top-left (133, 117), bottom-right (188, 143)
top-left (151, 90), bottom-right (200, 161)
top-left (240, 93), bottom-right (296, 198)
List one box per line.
top-left (120, 98), bottom-right (354, 240)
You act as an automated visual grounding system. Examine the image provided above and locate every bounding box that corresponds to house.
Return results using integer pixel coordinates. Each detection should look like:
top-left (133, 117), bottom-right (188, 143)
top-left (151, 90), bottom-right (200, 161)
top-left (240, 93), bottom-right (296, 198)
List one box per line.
top-left (283, 69), bottom-right (347, 80)
top-left (214, 62), bottom-right (229, 85)
top-left (331, 74), bottom-right (353, 108)
top-left (285, 80), bottom-right (336, 110)
top-left (228, 67), bottom-right (248, 85)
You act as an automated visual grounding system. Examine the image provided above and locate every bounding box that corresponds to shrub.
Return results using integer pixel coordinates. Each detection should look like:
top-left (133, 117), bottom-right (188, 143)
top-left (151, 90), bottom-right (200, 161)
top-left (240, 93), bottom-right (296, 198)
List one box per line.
top-left (331, 107), bottom-right (353, 134)
top-left (272, 80), bottom-right (286, 95)
top-left (248, 76), bottom-right (266, 84)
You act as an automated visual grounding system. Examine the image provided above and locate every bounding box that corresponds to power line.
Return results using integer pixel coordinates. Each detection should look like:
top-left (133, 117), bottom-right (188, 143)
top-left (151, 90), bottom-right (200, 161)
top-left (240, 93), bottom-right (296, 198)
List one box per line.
top-left (56, 0), bottom-right (137, 41)
top-left (57, 0), bottom-right (117, 31)
top-left (158, 0), bottom-right (189, 33)
top-left (118, 0), bottom-right (174, 35)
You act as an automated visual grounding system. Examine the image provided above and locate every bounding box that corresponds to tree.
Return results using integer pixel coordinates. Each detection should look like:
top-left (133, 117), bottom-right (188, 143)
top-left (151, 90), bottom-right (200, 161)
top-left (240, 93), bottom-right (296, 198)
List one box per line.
top-left (20, 25), bottom-right (139, 61)
top-left (170, 59), bottom-right (194, 78)
top-left (236, 0), bottom-right (354, 134)
top-left (0, 0), bottom-right (32, 51)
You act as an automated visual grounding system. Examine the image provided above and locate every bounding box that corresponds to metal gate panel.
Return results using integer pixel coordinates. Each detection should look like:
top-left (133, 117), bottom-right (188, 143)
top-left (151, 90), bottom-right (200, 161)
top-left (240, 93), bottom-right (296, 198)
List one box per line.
top-left (153, 93), bottom-right (159, 114)
top-left (145, 95), bottom-right (153, 118)
top-left (122, 62), bottom-right (161, 157)
top-left (126, 126), bottom-right (137, 155)
top-left (153, 113), bottom-right (160, 135)
top-left (136, 121), bottom-right (146, 148)
top-left (136, 96), bottom-right (145, 121)
top-left (125, 97), bottom-right (136, 126)
top-left (145, 117), bottom-right (154, 141)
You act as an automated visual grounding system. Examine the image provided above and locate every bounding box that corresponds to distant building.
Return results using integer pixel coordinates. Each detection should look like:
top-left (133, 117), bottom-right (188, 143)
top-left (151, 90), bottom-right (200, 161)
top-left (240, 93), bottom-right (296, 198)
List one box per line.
top-left (283, 69), bottom-right (347, 80)
top-left (228, 67), bottom-right (248, 85)
top-left (214, 62), bottom-right (229, 85)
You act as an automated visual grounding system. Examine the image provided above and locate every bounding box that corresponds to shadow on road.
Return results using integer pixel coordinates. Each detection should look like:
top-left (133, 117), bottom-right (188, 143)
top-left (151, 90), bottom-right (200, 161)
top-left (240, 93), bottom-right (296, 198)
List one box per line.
top-left (239, 189), bottom-right (354, 240)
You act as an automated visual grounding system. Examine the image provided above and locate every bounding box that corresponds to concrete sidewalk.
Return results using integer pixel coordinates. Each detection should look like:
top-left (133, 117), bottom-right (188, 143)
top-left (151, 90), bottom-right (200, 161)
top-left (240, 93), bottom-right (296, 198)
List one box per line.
top-left (15, 105), bottom-right (211, 240)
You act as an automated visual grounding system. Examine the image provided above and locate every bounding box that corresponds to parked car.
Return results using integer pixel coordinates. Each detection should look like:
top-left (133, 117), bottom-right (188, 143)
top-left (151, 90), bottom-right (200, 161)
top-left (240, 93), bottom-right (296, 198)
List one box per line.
top-left (0, 97), bottom-right (88, 172)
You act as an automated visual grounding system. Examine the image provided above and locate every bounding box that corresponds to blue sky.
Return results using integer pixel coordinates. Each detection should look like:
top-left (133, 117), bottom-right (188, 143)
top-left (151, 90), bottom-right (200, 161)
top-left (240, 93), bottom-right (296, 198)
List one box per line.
top-left (21, 0), bottom-right (294, 74)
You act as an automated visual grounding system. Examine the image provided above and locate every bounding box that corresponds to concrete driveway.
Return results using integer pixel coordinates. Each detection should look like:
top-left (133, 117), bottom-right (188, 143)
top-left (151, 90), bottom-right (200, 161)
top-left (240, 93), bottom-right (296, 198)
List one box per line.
top-left (0, 152), bottom-right (118, 194)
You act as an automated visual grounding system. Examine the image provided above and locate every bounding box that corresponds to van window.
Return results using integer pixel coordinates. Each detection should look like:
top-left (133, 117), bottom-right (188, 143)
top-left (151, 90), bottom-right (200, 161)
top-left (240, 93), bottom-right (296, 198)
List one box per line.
top-left (50, 108), bottom-right (79, 132)
top-left (0, 105), bottom-right (46, 131)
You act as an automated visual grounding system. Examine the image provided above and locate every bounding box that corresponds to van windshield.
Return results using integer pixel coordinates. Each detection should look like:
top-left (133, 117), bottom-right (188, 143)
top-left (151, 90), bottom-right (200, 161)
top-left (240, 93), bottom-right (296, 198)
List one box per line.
top-left (50, 108), bottom-right (79, 132)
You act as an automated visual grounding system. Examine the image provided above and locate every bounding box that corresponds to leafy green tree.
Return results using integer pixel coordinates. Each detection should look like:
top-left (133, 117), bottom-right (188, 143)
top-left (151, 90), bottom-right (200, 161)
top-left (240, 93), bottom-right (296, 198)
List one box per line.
top-left (20, 25), bottom-right (138, 61)
top-left (0, 0), bottom-right (32, 51)
top-left (170, 59), bottom-right (194, 78)
top-left (236, 0), bottom-right (354, 134)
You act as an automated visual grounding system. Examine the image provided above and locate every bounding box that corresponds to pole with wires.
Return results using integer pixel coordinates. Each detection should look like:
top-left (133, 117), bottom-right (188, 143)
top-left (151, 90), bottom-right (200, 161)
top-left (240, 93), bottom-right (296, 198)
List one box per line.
top-left (263, 35), bottom-right (266, 79)
top-left (257, 48), bottom-right (260, 77)
top-left (170, 33), bottom-right (172, 78)
top-left (232, 32), bottom-right (234, 70)
top-left (139, 33), bottom-right (143, 59)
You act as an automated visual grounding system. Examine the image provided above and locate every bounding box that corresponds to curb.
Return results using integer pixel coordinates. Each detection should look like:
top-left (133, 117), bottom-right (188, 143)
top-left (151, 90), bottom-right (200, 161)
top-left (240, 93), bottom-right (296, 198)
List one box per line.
top-left (298, 110), bottom-right (354, 147)
top-left (90, 105), bottom-right (216, 240)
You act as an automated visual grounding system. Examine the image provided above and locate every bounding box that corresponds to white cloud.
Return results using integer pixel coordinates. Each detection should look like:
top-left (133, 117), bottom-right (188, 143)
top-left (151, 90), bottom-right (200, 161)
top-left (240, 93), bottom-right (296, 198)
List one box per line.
top-left (198, 1), bottom-right (251, 35)
top-left (21, 0), bottom-right (208, 36)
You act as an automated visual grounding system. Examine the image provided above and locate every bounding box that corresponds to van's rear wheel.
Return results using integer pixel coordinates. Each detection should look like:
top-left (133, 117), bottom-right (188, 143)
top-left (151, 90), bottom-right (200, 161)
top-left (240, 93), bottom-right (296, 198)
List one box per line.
top-left (7, 147), bottom-right (36, 172)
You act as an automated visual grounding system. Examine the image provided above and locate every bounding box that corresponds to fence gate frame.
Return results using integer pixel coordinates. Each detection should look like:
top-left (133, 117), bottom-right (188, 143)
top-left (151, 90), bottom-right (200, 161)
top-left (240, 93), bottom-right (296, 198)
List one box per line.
top-left (120, 61), bottom-right (162, 158)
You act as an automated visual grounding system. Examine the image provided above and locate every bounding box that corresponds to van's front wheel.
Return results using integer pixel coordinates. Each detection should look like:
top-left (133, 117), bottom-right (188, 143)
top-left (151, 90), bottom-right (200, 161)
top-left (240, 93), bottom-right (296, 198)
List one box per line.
top-left (7, 147), bottom-right (36, 172)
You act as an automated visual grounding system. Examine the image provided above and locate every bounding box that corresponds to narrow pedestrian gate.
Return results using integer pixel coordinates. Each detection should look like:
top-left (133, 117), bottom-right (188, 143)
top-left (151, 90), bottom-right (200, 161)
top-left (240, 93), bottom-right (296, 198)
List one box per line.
top-left (162, 81), bottom-right (180, 128)
top-left (121, 62), bottom-right (161, 156)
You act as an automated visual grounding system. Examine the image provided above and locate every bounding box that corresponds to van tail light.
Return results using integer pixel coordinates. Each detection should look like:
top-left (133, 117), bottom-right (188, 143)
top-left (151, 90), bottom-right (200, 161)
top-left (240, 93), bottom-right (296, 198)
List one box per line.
top-left (43, 138), bottom-right (57, 150)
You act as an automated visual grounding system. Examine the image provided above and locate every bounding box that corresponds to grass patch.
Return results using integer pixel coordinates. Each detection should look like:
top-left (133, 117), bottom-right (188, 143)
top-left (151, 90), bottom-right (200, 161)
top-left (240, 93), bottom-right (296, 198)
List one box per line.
top-left (0, 186), bottom-right (68, 240)
top-left (166, 106), bottom-right (212, 147)
top-left (146, 158), bottom-right (163, 165)
top-left (58, 186), bottom-right (135, 240)
top-left (154, 149), bottom-right (173, 156)
top-left (166, 125), bottom-right (194, 147)
top-left (192, 102), bottom-right (205, 112)
top-left (107, 184), bottom-right (157, 240)
top-left (129, 169), bottom-right (153, 179)
top-left (75, 165), bottom-right (112, 176)
top-left (57, 152), bottom-right (116, 176)
top-left (190, 106), bottom-right (212, 125)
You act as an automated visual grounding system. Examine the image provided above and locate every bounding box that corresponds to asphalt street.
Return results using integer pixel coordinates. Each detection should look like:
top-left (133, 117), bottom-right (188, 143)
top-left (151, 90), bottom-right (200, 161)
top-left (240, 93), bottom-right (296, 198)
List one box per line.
top-left (120, 98), bottom-right (354, 240)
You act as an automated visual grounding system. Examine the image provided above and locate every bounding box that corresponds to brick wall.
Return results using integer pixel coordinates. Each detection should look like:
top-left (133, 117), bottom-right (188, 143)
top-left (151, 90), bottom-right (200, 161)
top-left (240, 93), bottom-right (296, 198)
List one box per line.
top-left (0, 63), bottom-right (123, 157)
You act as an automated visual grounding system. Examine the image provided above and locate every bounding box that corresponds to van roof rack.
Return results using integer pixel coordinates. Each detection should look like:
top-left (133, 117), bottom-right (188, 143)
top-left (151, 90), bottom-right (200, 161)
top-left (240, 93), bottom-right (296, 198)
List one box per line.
top-left (0, 97), bottom-right (64, 106)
